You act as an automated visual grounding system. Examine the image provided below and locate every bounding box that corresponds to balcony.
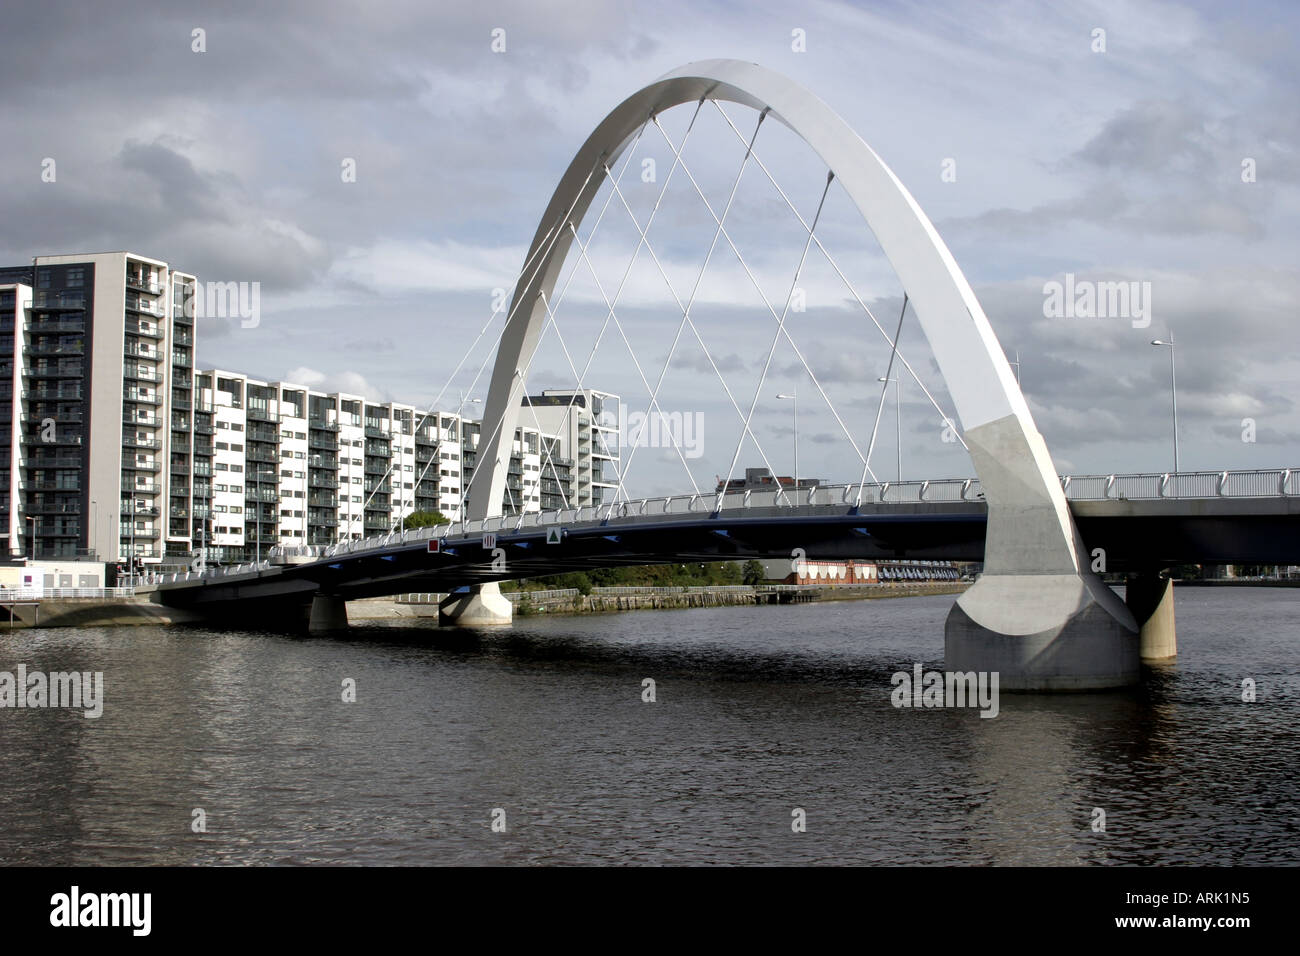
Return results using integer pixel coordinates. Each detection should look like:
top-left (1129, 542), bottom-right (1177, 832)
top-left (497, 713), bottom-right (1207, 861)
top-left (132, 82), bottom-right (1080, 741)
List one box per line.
top-left (172, 397), bottom-right (192, 411)
top-left (32, 292), bottom-right (86, 312)
top-left (247, 449), bottom-right (278, 464)
top-left (172, 353), bottom-right (192, 368)
top-left (308, 435), bottom-right (338, 451)
top-left (124, 345), bottom-right (159, 360)
top-left (23, 365), bottom-right (83, 379)
top-left (171, 419), bottom-right (191, 432)
top-left (123, 414), bottom-right (160, 427)
top-left (364, 426), bottom-right (387, 439)
top-left (194, 422), bottom-right (214, 435)
top-left (27, 502), bottom-right (81, 515)
top-left (122, 436), bottom-right (161, 449)
top-left (22, 433), bottom-right (82, 446)
top-left (308, 516), bottom-right (339, 527)
top-left (246, 406), bottom-right (278, 423)
top-left (246, 489), bottom-right (279, 504)
top-left (173, 376), bottom-right (192, 390)
top-left (122, 460), bottom-right (161, 473)
top-left (247, 426), bottom-right (280, 443)
top-left (174, 331), bottom-right (194, 347)
top-left (193, 443), bottom-right (213, 457)
top-left (125, 275), bottom-right (161, 295)
top-left (24, 343), bottom-right (84, 357)
top-left (124, 391), bottom-right (162, 405)
top-left (27, 318), bottom-right (85, 333)
top-left (308, 474), bottom-right (338, 489)
top-left (23, 388), bottom-right (82, 401)
top-left (125, 322), bottom-right (163, 339)
top-left (308, 420), bottom-right (340, 432)
top-left (121, 505), bottom-right (160, 518)
top-left (125, 297), bottom-right (164, 317)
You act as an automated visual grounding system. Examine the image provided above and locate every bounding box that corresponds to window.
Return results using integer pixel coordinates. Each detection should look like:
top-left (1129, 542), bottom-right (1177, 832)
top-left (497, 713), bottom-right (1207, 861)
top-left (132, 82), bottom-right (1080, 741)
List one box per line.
top-left (230, 464), bottom-right (243, 473)
top-left (66, 267), bottom-right (84, 288)
top-left (231, 443), bottom-right (243, 452)
top-left (231, 423), bottom-right (244, 431)
top-left (215, 463), bottom-right (228, 471)
top-left (215, 441), bottom-right (228, 450)
top-left (37, 268), bottom-right (51, 289)
top-left (217, 421), bottom-right (229, 429)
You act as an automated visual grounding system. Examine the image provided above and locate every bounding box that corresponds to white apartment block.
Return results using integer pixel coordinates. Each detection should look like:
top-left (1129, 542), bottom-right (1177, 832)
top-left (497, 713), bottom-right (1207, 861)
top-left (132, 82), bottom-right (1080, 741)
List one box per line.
top-left (189, 370), bottom-right (619, 563)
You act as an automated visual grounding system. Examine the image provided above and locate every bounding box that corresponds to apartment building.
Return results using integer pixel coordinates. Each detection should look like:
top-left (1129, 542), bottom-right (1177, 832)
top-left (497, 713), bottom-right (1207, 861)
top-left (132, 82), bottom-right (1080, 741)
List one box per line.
top-left (0, 253), bottom-right (196, 564)
top-left (521, 389), bottom-right (621, 508)
top-left (190, 370), bottom-right (620, 563)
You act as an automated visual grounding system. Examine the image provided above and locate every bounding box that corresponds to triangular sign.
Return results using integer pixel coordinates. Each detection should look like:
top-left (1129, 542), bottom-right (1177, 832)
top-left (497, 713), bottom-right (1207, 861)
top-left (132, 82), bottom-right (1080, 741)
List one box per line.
top-left (546, 527), bottom-right (563, 545)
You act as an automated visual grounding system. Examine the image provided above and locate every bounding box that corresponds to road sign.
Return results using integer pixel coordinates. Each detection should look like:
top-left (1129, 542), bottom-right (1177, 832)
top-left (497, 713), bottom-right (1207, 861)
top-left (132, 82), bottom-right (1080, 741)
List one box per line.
top-left (546, 527), bottom-right (563, 545)
top-left (482, 533), bottom-right (496, 550)
top-left (427, 539), bottom-right (441, 554)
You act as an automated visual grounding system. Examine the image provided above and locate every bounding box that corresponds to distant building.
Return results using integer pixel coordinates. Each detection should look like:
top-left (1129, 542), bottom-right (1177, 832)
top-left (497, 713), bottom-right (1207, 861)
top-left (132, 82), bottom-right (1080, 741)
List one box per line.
top-left (716, 466), bottom-right (827, 494)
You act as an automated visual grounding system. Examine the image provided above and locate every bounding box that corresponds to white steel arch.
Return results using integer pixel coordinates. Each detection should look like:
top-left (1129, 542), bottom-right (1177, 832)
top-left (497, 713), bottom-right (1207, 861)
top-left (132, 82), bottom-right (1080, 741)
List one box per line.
top-left (470, 59), bottom-right (1083, 580)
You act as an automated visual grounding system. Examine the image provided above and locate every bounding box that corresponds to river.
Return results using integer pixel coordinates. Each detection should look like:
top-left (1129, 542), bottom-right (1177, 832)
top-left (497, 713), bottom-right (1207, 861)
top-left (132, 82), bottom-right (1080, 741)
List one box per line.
top-left (1, 587), bottom-right (1296, 865)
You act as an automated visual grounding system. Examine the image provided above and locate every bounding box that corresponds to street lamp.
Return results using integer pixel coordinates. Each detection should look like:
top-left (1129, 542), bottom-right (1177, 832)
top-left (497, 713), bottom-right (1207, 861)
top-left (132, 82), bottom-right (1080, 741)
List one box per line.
top-left (878, 376), bottom-right (902, 483)
top-left (776, 391), bottom-right (797, 490)
top-left (1150, 333), bottom-right (1179, 475)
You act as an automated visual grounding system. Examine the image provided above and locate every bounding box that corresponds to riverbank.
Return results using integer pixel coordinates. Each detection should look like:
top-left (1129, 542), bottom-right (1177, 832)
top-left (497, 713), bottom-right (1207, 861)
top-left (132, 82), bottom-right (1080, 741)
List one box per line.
top-left (0, 583), bottom-right (968, 629)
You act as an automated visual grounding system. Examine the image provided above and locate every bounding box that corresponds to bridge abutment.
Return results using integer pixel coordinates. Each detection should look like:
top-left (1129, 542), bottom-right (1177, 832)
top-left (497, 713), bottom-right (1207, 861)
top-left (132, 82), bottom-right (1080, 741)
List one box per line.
top-left (439, 582), bottom-right (513, 626)
top-left (1125, 573), bottom-right (1177, 662)
top-left (308, 594), bottom-right (349, 632)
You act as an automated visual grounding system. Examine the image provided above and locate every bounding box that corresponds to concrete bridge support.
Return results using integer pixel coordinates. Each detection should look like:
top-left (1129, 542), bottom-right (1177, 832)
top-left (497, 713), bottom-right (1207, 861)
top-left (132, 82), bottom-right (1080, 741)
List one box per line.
top-left (943, 416), bottom-right (1140, 691)
top-left (308, 594), bottom-right (349, 632)
top-left (1125, 573), bottom-right (1177, 662)
top-left (439, 582), bottom-right (513, 626)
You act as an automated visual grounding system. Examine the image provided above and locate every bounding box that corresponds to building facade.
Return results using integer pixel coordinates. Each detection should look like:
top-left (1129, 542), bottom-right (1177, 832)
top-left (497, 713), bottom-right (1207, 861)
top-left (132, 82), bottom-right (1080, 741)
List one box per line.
top-left (0, 253), bottom-right (196, 564)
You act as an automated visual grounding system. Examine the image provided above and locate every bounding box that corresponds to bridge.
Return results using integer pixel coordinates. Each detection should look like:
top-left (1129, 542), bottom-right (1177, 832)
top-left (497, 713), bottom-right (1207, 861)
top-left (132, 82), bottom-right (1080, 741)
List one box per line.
top-left (156, 60), bottom-right (1298, 690)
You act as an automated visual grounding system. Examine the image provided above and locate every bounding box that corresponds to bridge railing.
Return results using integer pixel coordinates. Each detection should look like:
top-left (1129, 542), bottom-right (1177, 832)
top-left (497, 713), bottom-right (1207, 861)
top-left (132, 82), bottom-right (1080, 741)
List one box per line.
top-left (1061, 468), bottom-right (1293, 500)
top-left (0, 587), bottom-right (136, 600)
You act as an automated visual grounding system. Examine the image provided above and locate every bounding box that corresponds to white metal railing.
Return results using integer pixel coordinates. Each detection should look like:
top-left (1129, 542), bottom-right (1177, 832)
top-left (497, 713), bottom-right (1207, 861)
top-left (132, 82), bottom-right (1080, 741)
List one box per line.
top-left (0, 587), bottom-right (135, 600)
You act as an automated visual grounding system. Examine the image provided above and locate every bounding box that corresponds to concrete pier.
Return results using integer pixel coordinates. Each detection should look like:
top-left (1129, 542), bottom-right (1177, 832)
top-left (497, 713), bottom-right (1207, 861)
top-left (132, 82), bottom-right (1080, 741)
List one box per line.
top-left (307, 594), bottom-right (349, 632)
top-left (439, 582), bottom-right (513, 626)
top-left (1126, 573), bottom-right (1177, 662)
top-left (946, 573), bottom-right (1140, 690)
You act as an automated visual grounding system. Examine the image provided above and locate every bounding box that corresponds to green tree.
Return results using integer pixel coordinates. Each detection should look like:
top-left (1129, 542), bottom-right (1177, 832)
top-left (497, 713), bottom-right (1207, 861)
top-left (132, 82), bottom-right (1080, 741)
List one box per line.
top-left (402, 510), bottom-right (450, 530)
top-left (742, 560), bottom-right (766, 586)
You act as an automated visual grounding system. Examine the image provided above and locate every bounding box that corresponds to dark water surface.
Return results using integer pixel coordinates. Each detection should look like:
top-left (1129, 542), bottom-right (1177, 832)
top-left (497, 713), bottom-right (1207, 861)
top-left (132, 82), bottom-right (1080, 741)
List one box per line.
top-left (1, 588), bottom-right (1297, 865)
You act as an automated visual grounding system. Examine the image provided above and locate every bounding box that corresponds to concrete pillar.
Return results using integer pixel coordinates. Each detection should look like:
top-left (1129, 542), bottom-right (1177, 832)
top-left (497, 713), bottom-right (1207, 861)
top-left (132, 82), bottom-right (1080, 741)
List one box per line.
top-left (946, 573), bottom-right (1140, 690)
top-left (1126, 573), bottom-right (1177, 661)
top-left (308, 594), bottom-right (348, 632)
top-left (944, 415), bottom-right (1140, 691)
top-left (439, 582), bottom-right (513, 626)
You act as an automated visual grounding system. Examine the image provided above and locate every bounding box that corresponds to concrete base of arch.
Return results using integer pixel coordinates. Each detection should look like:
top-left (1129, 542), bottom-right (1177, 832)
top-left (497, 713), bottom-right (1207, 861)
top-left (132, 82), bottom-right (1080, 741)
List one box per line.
top-left (439, 582), bottom-right (513, 626)
top-left (944, 573), bottom-right (1140, 691)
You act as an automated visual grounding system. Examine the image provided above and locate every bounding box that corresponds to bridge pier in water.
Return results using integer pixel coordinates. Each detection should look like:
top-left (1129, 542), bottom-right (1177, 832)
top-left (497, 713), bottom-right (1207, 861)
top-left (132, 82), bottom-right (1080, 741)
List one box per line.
top-left (438, 582), bottom-right (513, 626)
top-left (1125, 572), bottom-right (1178, 662)
top-left (308, 594), bottom-right (349, 633)
top-left (942, 415), bottom-right (1141, 690)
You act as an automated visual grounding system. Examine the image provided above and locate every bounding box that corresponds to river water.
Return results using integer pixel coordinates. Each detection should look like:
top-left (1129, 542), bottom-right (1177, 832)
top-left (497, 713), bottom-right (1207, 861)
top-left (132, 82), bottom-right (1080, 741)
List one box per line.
top-left (1, 588), bottom-right (1297, 865)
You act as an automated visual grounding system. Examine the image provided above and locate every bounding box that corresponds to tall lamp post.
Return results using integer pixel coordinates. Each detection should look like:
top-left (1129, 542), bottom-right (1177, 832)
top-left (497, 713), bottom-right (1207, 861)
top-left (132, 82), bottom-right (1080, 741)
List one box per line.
top-left (878, 376), bottom-right (902, 483)
top-left (1150, 332), bottom-right (1179, 475)
top-left (776, 391), bottom-right (798, 490)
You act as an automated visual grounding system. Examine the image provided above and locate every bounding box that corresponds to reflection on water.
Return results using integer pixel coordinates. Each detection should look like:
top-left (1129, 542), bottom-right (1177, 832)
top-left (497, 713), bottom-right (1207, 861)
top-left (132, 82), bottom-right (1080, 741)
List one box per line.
top-left (1, 587), bottom-right (1297, 865)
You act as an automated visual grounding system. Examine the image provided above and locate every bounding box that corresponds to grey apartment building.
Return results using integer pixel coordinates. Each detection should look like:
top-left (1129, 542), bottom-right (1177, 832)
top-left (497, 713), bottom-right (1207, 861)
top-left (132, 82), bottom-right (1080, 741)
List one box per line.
top-left (0, 252), bottom-right (196, 564)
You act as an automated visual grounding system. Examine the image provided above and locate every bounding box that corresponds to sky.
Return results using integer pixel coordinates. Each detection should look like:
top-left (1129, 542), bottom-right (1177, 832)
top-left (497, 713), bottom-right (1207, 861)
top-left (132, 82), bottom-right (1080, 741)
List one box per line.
top-left (2, 0), bottom-right (1296, 497)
